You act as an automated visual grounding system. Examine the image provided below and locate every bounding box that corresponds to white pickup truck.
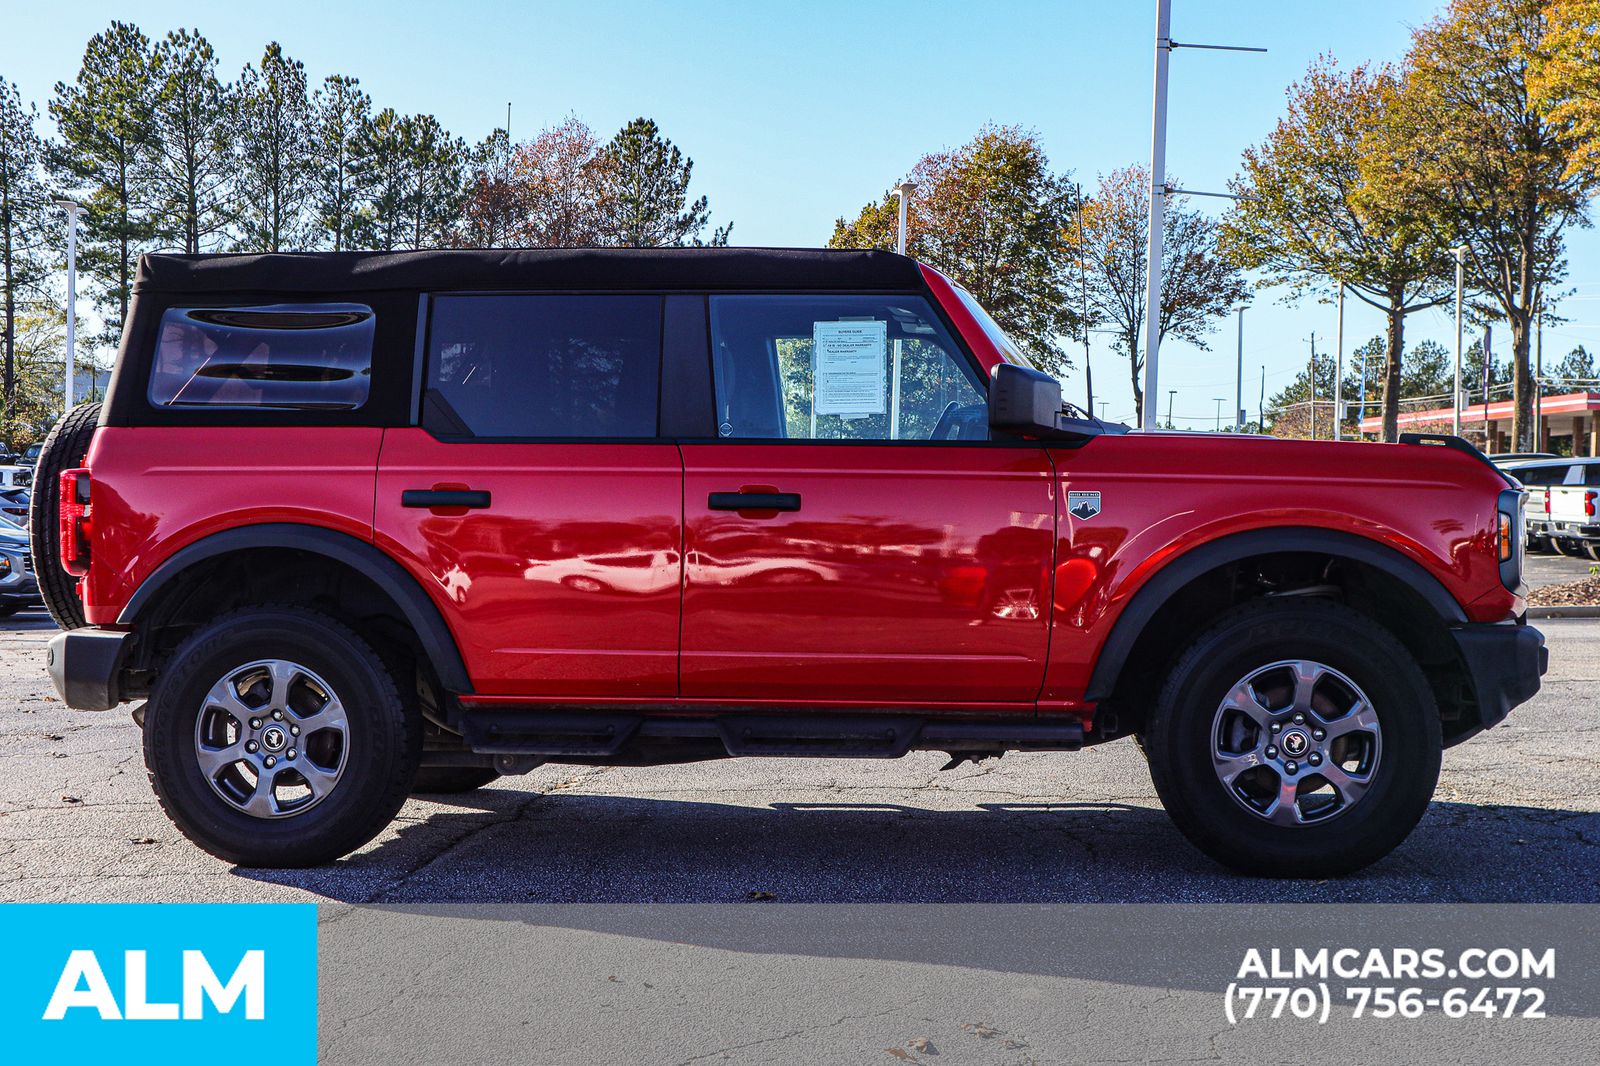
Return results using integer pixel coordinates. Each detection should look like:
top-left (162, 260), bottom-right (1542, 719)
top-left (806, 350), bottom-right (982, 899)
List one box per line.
top-left (1504, 456), bottom-right (1600, 557)
top-left (1546, 482), bottom-right (1600, 559)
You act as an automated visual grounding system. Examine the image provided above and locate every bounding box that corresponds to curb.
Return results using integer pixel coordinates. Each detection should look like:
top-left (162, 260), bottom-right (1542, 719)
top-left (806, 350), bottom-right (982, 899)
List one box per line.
top-left (1526, 605), bottom-right (1600, 618)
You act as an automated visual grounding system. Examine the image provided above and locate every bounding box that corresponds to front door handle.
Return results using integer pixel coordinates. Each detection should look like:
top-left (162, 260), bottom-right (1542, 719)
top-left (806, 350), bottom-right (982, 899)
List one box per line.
top-left (708, 491), bottom-right (801, 513)
top-left (402, 489), bottom-right (491, 509)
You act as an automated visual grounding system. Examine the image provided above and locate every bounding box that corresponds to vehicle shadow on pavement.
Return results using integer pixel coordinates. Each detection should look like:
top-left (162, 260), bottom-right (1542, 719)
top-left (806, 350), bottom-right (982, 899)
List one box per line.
top-left (0, 612), bottom-right (57, 632)
top-left (235, 792), bottom-right (1600, 904)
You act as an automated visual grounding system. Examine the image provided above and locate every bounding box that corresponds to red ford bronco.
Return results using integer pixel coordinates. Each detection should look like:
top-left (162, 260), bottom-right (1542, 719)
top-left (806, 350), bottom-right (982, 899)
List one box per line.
top-left (34, 248), bottom-right (1545, 875)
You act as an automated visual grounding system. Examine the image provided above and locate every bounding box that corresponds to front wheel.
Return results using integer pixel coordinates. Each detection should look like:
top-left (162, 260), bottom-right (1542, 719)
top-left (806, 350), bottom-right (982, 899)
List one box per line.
top-left (143, 607), bottom-right (421, 867)
top-left (1144, 600), bottom-right (1441, 878)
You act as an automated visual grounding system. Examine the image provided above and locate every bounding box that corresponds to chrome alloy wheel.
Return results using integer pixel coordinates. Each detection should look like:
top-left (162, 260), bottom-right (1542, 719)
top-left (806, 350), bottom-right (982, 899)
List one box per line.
top-left (193, 659), bottom-right (350, 819)
top-left (1209, 659), bottom-right (1382, 826)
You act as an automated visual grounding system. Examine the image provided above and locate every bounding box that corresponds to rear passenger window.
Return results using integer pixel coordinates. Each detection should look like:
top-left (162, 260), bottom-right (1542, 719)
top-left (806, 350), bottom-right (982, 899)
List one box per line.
top-left (149, 304), bottom-right (374, 410)
top-left (427, 295), bottom-right (662, 438)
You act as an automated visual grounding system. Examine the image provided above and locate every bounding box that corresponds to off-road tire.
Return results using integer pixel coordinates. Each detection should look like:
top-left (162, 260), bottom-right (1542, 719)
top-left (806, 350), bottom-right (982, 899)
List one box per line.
top-left (28, 402), bottom-right (102, 630)
top-left (1143, 599), bottom-right (1442, 878)
top-left (411, 767), bottom-right (500, 794)
top-left (144, 606), bottom-right (421, 867)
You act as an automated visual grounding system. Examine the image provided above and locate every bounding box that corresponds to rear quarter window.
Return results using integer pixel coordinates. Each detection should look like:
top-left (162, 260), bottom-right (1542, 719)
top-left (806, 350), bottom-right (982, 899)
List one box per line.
top-left (149, 304), bottom-right (375, 410)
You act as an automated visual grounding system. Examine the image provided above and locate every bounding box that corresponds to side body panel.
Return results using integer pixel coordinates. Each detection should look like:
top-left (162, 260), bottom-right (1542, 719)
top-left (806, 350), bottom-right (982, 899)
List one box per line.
top-left (81, 426), bottom-right (383, 625)
top-left (1037, 432), bottom-right (1521, 710)
top-left (373, 427), bottom-right (683, 698)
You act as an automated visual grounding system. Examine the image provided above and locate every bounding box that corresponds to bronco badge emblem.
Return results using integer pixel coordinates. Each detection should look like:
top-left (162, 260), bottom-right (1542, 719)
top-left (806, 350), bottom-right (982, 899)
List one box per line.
top-left (1067, 490), bottom-right (1102, 520)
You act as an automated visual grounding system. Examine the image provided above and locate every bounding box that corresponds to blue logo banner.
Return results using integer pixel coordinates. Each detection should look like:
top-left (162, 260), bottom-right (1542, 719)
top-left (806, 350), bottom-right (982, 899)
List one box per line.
top-left (0, 903), bottom-right (317, 1065)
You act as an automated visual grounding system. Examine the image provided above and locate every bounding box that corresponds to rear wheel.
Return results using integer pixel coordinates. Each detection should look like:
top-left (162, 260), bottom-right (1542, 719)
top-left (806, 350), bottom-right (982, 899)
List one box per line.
top-left (144, 606), bottom-right (420, 867)
top-left (28, 402), bottom-right (101, 630)
top-left (1143, 600), bottom-right (1441, 878)
top-left (411, 767), bottom-right (500, 794)
top-left (1584, 542), bottom-right (1600, 563)
top-left (1553, 538), bottom-right (1580, 557)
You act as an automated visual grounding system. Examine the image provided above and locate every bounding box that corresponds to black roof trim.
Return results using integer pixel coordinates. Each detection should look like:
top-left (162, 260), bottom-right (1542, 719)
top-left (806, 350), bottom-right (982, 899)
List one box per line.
top-left (133, 247), bottom-right (924, 295)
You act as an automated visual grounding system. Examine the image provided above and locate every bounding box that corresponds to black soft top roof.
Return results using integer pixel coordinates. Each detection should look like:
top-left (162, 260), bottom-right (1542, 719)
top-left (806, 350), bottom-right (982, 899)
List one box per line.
top-left (133, 246), bottom-right (924, 295)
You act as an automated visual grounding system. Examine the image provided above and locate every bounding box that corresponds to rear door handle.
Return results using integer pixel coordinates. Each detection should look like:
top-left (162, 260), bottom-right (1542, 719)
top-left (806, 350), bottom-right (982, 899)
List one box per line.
top-left (402, 489), bottom-right (491, 509)
top-left (708, 491), bottom-right (801, 513)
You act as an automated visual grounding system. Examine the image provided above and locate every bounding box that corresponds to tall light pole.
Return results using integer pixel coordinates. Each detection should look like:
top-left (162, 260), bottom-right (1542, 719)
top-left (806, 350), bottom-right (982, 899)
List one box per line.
top-left (55, 199), bottom-right (83, 414)
top-left (1333, 285), bottom-right (1345, 441)
top-left (1139, 0), bottom-right (1264, 429)
top-left (1234, 306), bottom-right (1246, 431)
top-left (890, 181), bottom-right (917, 439)
top-left (1213, 397), bottom-right (1225, 432)
top-left (1452, 245), bottom-right (1469, 436)
top-left (1075, 183), bottom-right (1094, 414)
top-left (1140, 0), bottom-right (1173, 430)
top-left (1166, 388), bottom-right (1176, 428)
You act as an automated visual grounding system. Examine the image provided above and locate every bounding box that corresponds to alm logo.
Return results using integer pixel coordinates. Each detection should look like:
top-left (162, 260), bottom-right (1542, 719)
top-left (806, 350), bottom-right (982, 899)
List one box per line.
top-left (44, 949), bottom-right (265, 1020)
top-left (1, 904), bottom-right (315, 1066)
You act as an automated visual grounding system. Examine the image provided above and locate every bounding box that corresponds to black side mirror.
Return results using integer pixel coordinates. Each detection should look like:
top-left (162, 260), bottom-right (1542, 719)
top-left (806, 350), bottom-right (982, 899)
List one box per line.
top-left (988, 363), bottom-right (1061, 435)
top-left (987, 363), bottom-right (1112, 443)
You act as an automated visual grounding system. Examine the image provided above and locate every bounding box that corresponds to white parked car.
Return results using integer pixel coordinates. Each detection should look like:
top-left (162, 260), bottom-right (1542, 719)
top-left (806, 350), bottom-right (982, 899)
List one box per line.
top-left (0, 465), bottom-right (32, 489)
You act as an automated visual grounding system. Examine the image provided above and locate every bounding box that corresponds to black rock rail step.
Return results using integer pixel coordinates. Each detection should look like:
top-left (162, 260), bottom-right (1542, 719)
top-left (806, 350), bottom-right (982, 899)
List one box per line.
top-left (454, 709), bottom-right (1086, 760)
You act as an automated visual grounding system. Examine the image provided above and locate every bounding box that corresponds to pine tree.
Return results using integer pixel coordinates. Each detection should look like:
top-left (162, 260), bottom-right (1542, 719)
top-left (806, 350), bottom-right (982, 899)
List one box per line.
top-left (146, 28), bottom-right (233, 254)
top-left (0, 76), bottom-right (50, 407)
top-left (48, 20), bottom-right (158, 346)
top-left (594, 117), bottom-right (728, 247)
top-left (309, 75), bottom-right (372, 251)
top-left (235, 43), bottom-right (313, 252)
top-left (398, 114), bottom-right (465, 250)
top-left (356, 108), bottom-right (411, 252)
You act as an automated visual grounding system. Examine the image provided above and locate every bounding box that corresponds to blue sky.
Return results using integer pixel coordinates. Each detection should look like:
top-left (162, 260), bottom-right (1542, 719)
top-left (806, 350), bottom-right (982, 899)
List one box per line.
top-left (3, 0), bottom-right (1597, 426)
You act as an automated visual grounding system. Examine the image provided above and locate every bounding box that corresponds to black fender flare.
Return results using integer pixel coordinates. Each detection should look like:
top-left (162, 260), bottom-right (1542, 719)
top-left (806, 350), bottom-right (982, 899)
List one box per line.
top-left (1082, 527), bottom-right (1467, 703)
top-left (118, 523), bottom-right (472, 693)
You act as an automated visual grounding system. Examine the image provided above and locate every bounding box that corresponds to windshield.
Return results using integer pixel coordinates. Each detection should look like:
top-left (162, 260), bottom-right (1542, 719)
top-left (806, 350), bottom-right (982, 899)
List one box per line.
top-left (950, 285), bottom-right (1036, 369)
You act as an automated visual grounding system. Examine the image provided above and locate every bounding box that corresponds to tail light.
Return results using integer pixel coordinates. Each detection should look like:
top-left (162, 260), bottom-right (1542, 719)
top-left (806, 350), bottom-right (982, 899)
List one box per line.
top-left (1587, 491), bottom-right (1597, 518)
top-left (1543, 487), bottom-right (1552, 515)
top-left (58, 468), bottom-right (92, 577)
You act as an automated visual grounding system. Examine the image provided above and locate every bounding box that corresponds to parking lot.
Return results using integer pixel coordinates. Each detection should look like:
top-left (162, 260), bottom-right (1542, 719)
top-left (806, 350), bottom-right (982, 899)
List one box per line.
top-left (1, 609), bottom-right (1595, 905)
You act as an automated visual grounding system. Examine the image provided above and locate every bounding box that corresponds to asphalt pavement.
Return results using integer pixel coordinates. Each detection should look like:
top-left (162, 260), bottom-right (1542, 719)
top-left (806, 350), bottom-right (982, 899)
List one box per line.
top-left (1527, 550), bottom-right (1597, 588)
top-left (2, 609), bottom-right (1596, 904)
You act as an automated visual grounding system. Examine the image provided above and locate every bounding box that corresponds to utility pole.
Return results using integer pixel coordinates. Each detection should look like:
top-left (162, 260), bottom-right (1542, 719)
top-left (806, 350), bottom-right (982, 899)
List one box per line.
top-left (1333, 285), bottom-right (1345, 441)
top-left (1259, 365), bottom-right (1266, 431)
top-left (1234, 306), bottom-right (1245, 431)
top-left (1309, 332), bottom-right (1318, 440)
top-left (54, 199), bottom-right (82, 414)
top-left (1076, 183), bottom-right (1094, 415)
top-left (1452, 245), bottom-right (1469, 436)
top-left (1098, 401), bottom-right (1109, 420)
top-left (1139, 0), bottom-right (1264, 429)
top-left (1213, 397), bottom-right (1225, 432)
top-left (1167, 389), bottom-right (1177, 428)
top-left (889, 181), bottom-right (917, 440)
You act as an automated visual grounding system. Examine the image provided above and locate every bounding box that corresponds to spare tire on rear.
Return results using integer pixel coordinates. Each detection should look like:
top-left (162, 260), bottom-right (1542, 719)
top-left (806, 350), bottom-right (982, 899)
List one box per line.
top-left (29, 402), bottom-right (102, 630)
